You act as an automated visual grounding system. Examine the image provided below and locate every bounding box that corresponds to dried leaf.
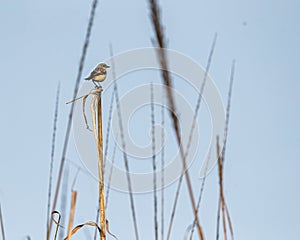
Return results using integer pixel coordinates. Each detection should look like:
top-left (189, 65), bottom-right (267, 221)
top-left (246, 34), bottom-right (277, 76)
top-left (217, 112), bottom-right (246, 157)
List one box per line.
top-left (63, 221), bottom-right (104, 240)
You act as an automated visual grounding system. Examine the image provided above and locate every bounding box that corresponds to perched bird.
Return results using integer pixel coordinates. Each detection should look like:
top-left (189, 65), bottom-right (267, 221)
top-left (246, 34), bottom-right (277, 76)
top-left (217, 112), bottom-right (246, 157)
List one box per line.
top-left (85, 63), bottom-right (110, 86)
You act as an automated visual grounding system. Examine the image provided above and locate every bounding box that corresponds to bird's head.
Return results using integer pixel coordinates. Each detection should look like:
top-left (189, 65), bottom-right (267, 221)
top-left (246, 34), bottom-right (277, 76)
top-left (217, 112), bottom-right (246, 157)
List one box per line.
top-left (98, 63), bottom-right (110, 69)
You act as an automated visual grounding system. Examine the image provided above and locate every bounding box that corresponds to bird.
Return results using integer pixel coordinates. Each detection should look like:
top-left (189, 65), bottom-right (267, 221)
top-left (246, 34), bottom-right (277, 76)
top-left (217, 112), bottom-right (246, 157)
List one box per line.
top-left (85, 63), bottom-right (110, 87)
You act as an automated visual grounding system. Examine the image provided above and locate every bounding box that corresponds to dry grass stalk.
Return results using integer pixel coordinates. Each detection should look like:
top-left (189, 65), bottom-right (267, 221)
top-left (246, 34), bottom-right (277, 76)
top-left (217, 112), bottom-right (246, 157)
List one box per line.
top-left (47, 83), bottom-right (60, 236)
top-left (47, 0), bottom-right (99, 237)
top-left (216, 137), bottom-right (228, 240)
top-left (160, 95), bottom-right (165, 240)
top-left (150, 82), bottom-right (159, 240)
top-left (51, 209), bottom-right (114, 239)
top-left (105, 137), bottom-right (118, 208)
top-left (110, 44), bottom-right (140, 239)
top-left (184, 224), bottom-right (193, 240)
top-left (58, 162), bottom-right (70, 240)
top-left (148, 0), bottom-right (203, 239)
top-left (90, 86), bottom-right (106, 240)
top-left (167, 34), bottom-right (217, 240)
top-left (216, 137), bottom-right (233, 240)
top-left (106, 220), bottom-right (118, 239)
top-left (66, 88), bottom-right (102, 131)
top-left (66, 91), bottom-right (95, 131)
top-left (66, 191), bottom-right (77, 240)
top-left (189, 150), bottom-right (212, 240)
top-left (0, 202), bottom-right (5, 240)
top-left (216, 60), bottom-right (236, 240)
top-left (64, 221), bottom-right (104, 240)
top-left (51, 211), bottom-right (62, 240)
top-left (103, 83), bottom-right (115, 171)
top-left (216, 197), bottom-right (221, 240)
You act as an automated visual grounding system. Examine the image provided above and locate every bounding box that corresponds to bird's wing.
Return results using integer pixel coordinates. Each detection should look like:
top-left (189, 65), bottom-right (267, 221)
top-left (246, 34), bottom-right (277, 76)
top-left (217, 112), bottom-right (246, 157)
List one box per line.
top-left (85, 69), bottom-right (104, 80)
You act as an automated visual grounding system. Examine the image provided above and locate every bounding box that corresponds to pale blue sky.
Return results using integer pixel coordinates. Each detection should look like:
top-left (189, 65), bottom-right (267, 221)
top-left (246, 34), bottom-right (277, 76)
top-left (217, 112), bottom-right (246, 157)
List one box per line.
top-left (0, 0), bottom-right (300, 239)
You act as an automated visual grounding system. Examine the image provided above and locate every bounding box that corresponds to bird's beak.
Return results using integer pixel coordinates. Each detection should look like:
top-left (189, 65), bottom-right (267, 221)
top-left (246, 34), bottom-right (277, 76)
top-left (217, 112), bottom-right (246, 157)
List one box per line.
top-left (106, 65), bottom-right (110, 68)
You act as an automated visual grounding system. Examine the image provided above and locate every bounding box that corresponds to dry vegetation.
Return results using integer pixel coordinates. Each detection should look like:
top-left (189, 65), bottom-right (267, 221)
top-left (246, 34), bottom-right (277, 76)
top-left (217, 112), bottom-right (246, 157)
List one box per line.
top-left (0, 0), bottom-right (236, 239)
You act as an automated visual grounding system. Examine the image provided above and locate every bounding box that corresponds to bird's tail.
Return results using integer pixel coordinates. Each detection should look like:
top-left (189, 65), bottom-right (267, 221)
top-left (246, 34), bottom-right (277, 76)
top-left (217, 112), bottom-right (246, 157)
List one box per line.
top-left (84, 77), bottom-right (91, 80)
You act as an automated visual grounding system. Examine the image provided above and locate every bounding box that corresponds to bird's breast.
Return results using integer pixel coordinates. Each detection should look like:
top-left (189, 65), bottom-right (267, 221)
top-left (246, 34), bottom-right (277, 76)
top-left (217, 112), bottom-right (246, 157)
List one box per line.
top-left (93, 74), bottom-right (106, 81)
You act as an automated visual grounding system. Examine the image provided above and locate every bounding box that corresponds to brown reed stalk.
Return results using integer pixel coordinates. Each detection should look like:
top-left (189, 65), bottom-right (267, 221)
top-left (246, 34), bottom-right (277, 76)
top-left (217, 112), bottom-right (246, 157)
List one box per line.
top-left (216, 137), bottom-right (228, 240)
top-left (97, 92), bottom-right (106, 240)
top-left (167, 33), bottom-right (217, 240)
top-left (51, 203), bottom-right (111, 239)
top-left (216, 60), bottom-right (236, 240)
top-left (225, 203), bottom-right (234, 238)
top-left (91, 87), bottom-right (106, 240)
top-left (148, 0), bottom-right (204, 239)
top-left (47, 0), bottom-right (99, 238)
top-left (216, 196), bottom-right (221, 240)
top-left (66, 88), bottom-right (107, 240)
top-left (94, 79), bottom-right (116, 240)
top-left (0, 202), bottom-right (5, 240)
top-left (51, 211), bottom-right (61, 240)
top-left (66, 191), bottom-right (77, 240)
top-left (221, 61), bottom-right (235, 240)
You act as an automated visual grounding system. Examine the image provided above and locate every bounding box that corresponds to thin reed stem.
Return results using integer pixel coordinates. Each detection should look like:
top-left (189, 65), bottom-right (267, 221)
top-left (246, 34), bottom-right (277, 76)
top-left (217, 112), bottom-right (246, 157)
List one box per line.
top-left (216, 61), bottom-right (236, 240)
top-left (104, 84), bottom-right (115, 170)
top-left (148, 1), bottom-right (204, 238)
top-left (0, 203), bottom-right (5, 240)
top-left (166, 173), bottom-right (181, 240)
top-left (167, 33), bottom-right (217, 240)
top-left (189, 150), bottom-right (211, 240)
top-left (110, 44), bottom-right (139, 240)
top-left (216, 137), bottom-right (228, 240)
top-left (51, 211), bottom-right (61, 240)
top-left (47, 0), bottom-right (99, 238)
top-left (216, 197), bottom-right (221, 240)
top-left (151, 83), bottom-right (159, 240)
top-left (67, 191), bottom-right (77, 240)
top-left (59, 163), bottom-right (69, 240)
top-left (222, 60), bottom-right (235, 159)
top-left (47, 83), bottom-right (60, 234)
top-left (105, 138), bottom-right (118, 208)
top-left (160, 96), bottom-right (165, 240)
top-left (167, 34), bottom-right (217, 240)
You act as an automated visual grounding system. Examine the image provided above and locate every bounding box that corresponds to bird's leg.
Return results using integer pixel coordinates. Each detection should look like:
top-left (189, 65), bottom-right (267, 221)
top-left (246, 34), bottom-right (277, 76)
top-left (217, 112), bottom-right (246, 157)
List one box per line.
top-left (95, 82), bottom-right (102, 88)
top-left (92, 80), bottom-right (98, 87)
